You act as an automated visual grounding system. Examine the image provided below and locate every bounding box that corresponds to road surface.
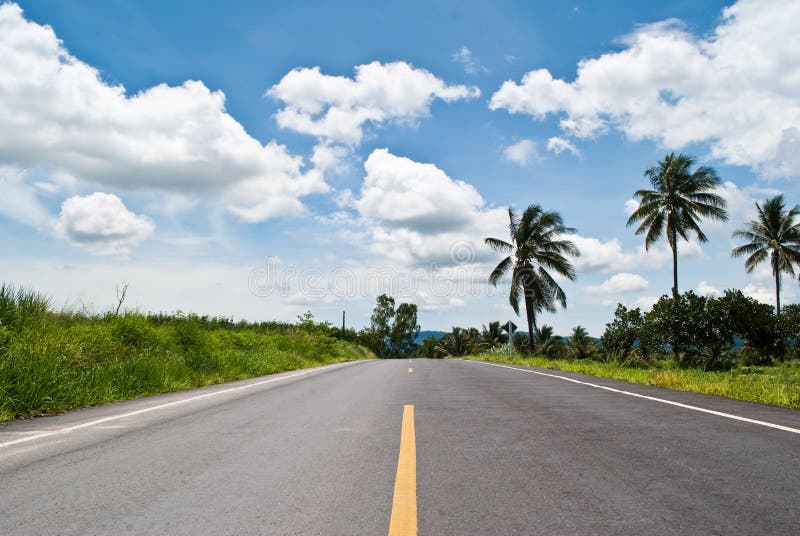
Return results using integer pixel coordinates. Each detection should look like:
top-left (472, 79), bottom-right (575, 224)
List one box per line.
top-left (1, 358), bottom-right (798, 535)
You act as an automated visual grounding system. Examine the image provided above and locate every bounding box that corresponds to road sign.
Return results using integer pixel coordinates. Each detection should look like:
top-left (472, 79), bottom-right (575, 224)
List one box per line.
top-left (502, 321), bottom-right (518, 334)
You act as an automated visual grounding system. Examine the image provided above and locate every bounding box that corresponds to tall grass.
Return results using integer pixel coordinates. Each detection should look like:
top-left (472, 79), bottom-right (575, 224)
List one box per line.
top-left (464, 353), bottom-right (800, 409)
top-left (0, 285), bottom-right (371, 423)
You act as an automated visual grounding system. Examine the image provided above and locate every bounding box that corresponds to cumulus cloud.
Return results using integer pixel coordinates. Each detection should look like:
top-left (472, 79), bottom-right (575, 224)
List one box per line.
top-left (705, 181), bottom-right (782, 242)
top-left (586, 272), bottom-right (649, 294)
top-left (489, 0), bottom-right (800, 177)
top-left (624, 199), bottom-right (639, 216)
top-left (267, 61), bottom-right (480, 146)
top-left (349, 149), bottom-right (506, 266)
top-left (452, 46), bottom-right (487, 75)
top-left (54, 193), bottom-right (154, 255)
top-left (696, 281), bottom-right (722, 297)
top-left (503, 139), bottom-right (539, 166)
top-left (569, 234), bottom-right (702, 273)
top-left (0, 3), bottom-right (326, 222)
top-left (546, 137), bottom-right (581, 157)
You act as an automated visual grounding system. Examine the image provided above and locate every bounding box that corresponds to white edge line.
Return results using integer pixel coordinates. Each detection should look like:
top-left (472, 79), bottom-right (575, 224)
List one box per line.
top-left (0, 361), bottom-right (365, 449)
top-left (465, 360), bottom-right (800, 435)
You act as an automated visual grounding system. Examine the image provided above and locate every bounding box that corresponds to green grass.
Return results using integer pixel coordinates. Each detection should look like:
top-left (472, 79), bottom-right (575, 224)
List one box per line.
top-left (463, 353), bottom-right (800, 409)
top-left (0, 285), bottom-right (372, 423)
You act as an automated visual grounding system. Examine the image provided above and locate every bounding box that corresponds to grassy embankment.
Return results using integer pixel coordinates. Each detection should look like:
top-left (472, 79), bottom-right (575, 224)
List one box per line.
top-left (464, 353), bottom-right (800, 409)
top-left (0, 286), bottom-right (372, 423)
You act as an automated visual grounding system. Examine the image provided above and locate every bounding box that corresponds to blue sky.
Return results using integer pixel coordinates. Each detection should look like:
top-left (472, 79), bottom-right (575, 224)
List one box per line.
top-left (3, 0), bottom-right (800, 335)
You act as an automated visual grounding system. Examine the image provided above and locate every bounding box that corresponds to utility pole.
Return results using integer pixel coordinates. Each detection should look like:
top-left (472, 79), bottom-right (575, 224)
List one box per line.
top-left (342, 310), bottom-right (346, 340)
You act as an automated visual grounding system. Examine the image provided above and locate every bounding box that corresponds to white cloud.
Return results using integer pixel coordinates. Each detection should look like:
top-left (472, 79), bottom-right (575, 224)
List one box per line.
top-left (743, 283), bottom-right (774, 306)
top-left (696, 281), bottom-right (722, 297)
top-left (503, 139), bottom-right (539, 166)
top-left (706, 181), bottom-right (782, 241)
top-left (489, 0), bottom-right (800, 177)
top-left (452, 46), bottom-right (487, 75)
top-left (0, 3), bottom-right (326, 222)
top-left (348, 149), bottom-right (506, 266)
top-left (546, 136), bottom-right (581, 157)
top-left (54, 193), bottom-right (154, 255)
top-left (358, 149), bottom-right (486, 233)
top-left (569, 234), bottom-right (702, 273)
top-left (633, 295), bottom-right (659, 311)
top-left (586, 272), bottom-right (649, 294)
top-left (624, 199), bottom-right (639, 216)
top-left (268, 61), bottom-right (480, 146)
top-left (0, 167), bottom-right (53, 229)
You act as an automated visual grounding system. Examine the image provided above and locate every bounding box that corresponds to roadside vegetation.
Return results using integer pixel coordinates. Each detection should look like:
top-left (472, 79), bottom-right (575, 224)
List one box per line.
top-left (0, 285), bottom-right (371, 423)
top-left (421, 153), bottom-right (800, 409)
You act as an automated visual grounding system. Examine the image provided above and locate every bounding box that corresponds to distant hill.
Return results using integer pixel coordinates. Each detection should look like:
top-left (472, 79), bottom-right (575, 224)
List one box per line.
top-left (415, 330), bottom-right (447, 343)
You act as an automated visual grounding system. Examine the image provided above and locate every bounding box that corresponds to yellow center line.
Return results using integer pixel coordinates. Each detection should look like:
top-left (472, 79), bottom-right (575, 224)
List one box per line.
top-left (388, 405), bottom-right (417, 536)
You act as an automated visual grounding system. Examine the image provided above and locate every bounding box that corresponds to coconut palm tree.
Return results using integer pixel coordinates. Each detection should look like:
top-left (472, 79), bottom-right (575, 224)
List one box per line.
top-left (480, 321), bottom-right (508, 348)
top-left (732, 195), bottom-right (800, 314)
top-left (486, 205), bottom-right (580, 352)
top-left (627, 153), bottom-right (728, 296)
top-left (436, 327), bottom-right (481, 357)
top-left (534, 325), bottom-right (564, 358)
top-left (566, 325), bottom-right (598, 360)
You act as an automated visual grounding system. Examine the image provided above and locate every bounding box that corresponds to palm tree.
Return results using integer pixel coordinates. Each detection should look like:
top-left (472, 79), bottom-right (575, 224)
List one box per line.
top-left (480, 321), bottom-right (508, 348)
top-left (534, 325), bottom-right (564, 358)
top-left (486, 205), bottom-right (580, 352)
top-left (732, 195), bottom-right (800, 314)
top-left (566, 325), bottom-right (598, 360)
top-left (627, 153), bottom-right (728, 296)
top-left (436, 327), bottom-right (481, 357)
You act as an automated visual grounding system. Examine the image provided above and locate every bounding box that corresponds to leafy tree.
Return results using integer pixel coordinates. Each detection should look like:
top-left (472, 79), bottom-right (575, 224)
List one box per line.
top-left (732, 195), bottom-right (800, 314)
top-left (712, 290), bottom-right (783, 362)
top-left (566, 325), bottom-right (598, 360)
top-left (359, 294), bottom-right (419, 358)
top-left (389, 303), bottom-right (420, 358)
top-left (601, 304), bottom-right (645, 356)
top-left (486, 205), bottom-right (580, 352)
top-left (627, 153), bottom-right (727, 297)
top-left (779, 303), bottom-right (800, 355)
top-left (480, 321), bottom-right (508, 348)
top-left (418, 336), bottom-right (444, 358)
top-left (645, 292), bottom-right (727, 367)
top-left (366, 294), bottom-right (395, 358)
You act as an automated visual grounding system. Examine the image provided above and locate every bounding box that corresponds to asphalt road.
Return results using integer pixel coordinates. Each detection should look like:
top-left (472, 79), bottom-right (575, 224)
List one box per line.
top-left (1, 358), bottom-right (798, 535)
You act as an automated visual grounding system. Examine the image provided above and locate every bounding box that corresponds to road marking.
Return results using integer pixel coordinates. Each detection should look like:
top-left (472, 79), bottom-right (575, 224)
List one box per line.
top-left (388, 405), bottom-right (417, 536)
top-left (0, 361), bottom-right (365, 450)
top-left (467, 361), bottom-right (800, 435)
top-left (408, 367), bottom-right (413, 373)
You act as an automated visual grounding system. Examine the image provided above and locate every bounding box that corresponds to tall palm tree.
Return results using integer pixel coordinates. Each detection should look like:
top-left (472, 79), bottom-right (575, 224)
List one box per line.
top-left (486, 205), bottom-right (580, 352)
top-left (627, 153), bottom-right (728, 296)
top-left (732, 195), bottom-right (800, 314)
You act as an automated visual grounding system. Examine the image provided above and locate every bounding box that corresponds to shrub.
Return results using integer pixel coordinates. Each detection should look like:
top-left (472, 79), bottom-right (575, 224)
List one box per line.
top-left (601, 304), bottom-right (645, 356)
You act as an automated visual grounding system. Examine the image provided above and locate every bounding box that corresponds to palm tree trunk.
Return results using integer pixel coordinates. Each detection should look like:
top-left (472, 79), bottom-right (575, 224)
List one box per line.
top-left (524, 293), bottom-right (535, 354)
top-left (670, 227), bottom-right (679, 358)
top-left (671, 229), bottom-right (678, 298)
top-left (775, 270), bottom-right (781, 315)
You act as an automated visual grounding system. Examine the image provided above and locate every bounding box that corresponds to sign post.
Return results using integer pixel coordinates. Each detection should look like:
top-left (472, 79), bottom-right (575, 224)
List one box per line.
top-left (503, 320), bottom-right (518, 355)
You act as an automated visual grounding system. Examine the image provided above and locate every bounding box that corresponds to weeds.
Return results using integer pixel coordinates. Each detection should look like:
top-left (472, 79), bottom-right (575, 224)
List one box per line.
top-left (464, 353), bottom-right (800, 409)
top-left (0, 285), bottom-right (371, 423)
